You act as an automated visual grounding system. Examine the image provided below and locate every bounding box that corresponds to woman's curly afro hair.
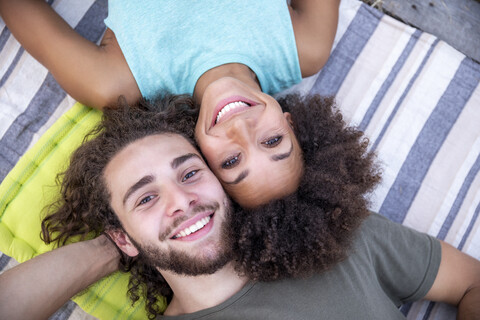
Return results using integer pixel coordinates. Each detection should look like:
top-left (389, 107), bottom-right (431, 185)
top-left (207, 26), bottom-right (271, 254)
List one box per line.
top-left (228, 94), bottom-right (381, 281)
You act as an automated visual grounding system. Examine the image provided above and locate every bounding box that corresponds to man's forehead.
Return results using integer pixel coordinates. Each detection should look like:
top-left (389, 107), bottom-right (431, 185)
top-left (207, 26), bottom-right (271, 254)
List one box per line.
top-left (105, 134), bottom-right (202, 178)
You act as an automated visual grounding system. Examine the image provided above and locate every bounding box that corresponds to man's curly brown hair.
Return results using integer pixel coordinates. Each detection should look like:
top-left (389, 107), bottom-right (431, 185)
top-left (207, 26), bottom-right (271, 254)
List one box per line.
top-left (41, 95), bottom-right (198, 317)
top-left (41, 93), bottom-right (380, 318)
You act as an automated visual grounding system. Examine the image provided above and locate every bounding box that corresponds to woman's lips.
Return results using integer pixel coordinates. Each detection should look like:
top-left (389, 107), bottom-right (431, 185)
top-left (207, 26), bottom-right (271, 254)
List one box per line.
top-left (211, 95), bottom-right (258, 128)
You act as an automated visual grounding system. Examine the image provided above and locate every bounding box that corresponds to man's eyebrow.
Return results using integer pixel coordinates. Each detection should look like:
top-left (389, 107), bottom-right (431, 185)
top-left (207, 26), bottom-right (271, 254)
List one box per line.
top-left (223, 170), bottom-right (249, 185)
top-left (271, 143), bottom-right (294, 161)
top-left (171, 153), bottom-right (201, 169)
top-left (123, 175), bottom-right (155, 206)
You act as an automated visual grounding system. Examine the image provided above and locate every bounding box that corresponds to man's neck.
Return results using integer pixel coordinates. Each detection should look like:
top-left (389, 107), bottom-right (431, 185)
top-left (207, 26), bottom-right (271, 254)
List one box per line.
top-left (161, 262), bottom-right (248, 316)
top-left (193, 63), bottom-right (261, 103)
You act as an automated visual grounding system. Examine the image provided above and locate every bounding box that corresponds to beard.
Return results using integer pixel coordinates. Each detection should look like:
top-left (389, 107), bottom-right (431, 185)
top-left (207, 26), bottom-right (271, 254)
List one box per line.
top-left (128, 200), bottom-right (234, 276)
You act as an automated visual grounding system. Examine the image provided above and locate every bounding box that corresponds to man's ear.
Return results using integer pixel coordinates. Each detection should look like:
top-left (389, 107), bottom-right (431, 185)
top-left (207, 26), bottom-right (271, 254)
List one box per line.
top-left (105, 229), bottom-right (139, 257)
top-left (283, 112), bottom-right (294, 128)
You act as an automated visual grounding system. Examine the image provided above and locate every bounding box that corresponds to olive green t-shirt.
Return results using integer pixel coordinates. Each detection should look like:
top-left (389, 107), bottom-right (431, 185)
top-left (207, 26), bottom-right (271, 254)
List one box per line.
top-left (161, 214), bottom-right (441, 319)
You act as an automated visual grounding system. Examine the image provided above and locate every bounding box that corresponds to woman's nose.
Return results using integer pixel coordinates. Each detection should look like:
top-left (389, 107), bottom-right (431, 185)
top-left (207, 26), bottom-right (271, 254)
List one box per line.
top-left (227, 117), bottom-right (256, 142)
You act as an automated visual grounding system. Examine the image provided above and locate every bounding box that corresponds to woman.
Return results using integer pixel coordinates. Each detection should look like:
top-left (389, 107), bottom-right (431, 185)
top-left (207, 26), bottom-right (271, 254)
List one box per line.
top-left (0, 0), bottom-right (340, 207)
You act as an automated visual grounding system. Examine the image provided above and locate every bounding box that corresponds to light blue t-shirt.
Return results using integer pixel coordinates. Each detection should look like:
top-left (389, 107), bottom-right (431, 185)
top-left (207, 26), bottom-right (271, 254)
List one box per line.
top-left (104, 1), bottom-right (302, 100)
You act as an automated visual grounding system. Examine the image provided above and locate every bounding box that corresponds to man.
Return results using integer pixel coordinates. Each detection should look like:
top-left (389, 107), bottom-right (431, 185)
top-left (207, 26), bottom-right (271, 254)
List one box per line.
top-left (1, 95), bottom-right (480, 319)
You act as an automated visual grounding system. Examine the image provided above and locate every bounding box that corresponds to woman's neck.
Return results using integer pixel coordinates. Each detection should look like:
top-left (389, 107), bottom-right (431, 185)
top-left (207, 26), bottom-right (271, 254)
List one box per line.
top-left (193, 63), bottom-right (261, 102)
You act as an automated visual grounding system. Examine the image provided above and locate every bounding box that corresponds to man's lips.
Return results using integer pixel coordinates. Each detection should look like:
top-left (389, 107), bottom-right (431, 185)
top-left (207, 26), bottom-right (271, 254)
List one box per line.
top-left (171, 212), bottom-right (214, 240)
top-left (211, 95), bottom-right (258, 128)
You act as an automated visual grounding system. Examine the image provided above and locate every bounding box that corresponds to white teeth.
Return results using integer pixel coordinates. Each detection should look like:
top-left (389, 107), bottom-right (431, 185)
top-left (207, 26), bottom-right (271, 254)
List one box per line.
top-left (216, 101), bottom-right (250, 123)
top-left (173, 215), bottom-right (211, 239)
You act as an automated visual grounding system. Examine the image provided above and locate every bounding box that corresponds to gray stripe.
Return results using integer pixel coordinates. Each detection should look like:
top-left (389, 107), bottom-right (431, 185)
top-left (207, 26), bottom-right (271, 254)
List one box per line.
top-left (48, 300), bottom-right (79, 320)
top-left (370, 39), bottom-right (439, 151)
top-left (75, 0), bottom-right (108, 43)
top-left (458, 202), bottom-right (480, 251)
top-left (0, 0), bottom-right (107, 184)
top-left (310, 4), bottom-right (382, 96)
top-left (0, 26), bottom-right (12, 57)
top-left (359, 29), bottom-right (422, 131)
top-left (0, 47), bottom-right (24, 88)
top-left (0, 253), bottom-right (11, 271)
top-left (0, 73), bottom-right (66, 182)
top-left (437, 153), bottom-right (480, 240)
top-left (421, 302), bottom-right (435, 320)
top-left (400, 302), bottom-right (412, 316)
top-left (379, 58), bottom-right (480, 223)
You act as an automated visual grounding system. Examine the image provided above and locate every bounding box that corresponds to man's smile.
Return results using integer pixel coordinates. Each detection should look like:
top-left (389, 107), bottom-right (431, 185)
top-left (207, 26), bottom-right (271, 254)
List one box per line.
top-left (171, 212), bottom-right (215, 241)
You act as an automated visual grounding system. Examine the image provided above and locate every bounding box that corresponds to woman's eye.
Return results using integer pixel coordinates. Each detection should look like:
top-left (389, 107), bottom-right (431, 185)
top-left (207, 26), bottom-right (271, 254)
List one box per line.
top-left (139, 195), bottom-right (155, 206)
top-left (262, 136), bottom-right (283, 148)
top-left (182, 170), bottom-right (198, 182)
top-left (221, 154), bottom-right (240, 169)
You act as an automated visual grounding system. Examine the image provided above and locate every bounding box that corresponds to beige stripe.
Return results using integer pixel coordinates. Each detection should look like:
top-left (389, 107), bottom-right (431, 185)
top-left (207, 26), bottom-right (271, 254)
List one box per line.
top-left (403, 86), bottom-right (480, 235)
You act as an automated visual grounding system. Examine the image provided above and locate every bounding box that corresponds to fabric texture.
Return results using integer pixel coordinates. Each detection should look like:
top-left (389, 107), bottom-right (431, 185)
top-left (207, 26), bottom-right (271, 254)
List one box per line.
top-left (104, 0), bottom-right (302, 99)
top-left (0, 0), bottom-right (479, 319)
top-left (159, 214), bottom-right (441, 319)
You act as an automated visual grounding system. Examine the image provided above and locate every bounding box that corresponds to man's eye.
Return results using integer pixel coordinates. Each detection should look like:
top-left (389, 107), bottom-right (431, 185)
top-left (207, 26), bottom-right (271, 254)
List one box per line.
top-left (139, 195), bottom-right (155, 206)
top-left (221, 154), bottom-right (240, 169)
top-left (182, 170), bottom-right (198, 182)
top-left (262, 136), bottom-right (283, 147)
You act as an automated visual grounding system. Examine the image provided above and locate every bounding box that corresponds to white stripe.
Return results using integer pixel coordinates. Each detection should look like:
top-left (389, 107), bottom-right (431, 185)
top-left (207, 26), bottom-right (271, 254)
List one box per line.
top-left (53, 0), bottom-right (97, 28)
top-left (464, 220), bottom-right (480, 259)
top-left (0, 54), bottom-right (49, 138)
top-left (333, 0), bottom-right (362, 51)
top-left (0, 36), bottom-right (20, 79)
top-left (403, 90), bottom-right (480, 235)
top-left (336, 15), bottom-right (418, 125)
top-left (370, 41), bottom-right (464, 211)
top-left (26, 95), bottom-right (77, 152)
top-left (449, 186), bottom-right (480, 248)
top-left (0, 0), bottom-right (95, 139)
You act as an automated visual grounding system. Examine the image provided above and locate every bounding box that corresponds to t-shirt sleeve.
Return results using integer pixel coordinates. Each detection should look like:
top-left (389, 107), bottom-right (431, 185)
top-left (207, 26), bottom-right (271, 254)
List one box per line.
top-left (359, 214), bottom-right (442, 306)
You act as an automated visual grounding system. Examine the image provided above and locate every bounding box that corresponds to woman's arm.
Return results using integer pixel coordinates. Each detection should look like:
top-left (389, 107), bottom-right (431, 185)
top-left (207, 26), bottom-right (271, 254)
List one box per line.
top-left (0, 235), bottom-right (120, 320)
top-left (289, 0), bottom-right (340, 77)
top-left (424, 241), bottom-right (480, 319)
top-left (0, 0), bottom-right (140, 108)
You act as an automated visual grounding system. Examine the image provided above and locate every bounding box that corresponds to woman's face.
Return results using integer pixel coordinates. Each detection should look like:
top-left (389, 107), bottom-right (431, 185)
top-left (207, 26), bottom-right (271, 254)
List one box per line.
top-left (195, 77), bottom-right (303, 207)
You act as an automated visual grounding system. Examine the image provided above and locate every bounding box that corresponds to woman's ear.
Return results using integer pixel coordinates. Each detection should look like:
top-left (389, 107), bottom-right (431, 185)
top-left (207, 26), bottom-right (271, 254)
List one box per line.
top-left (105, 229), bottom-right (139, 257)
top-left (284, 112), bottom-right (294, 128)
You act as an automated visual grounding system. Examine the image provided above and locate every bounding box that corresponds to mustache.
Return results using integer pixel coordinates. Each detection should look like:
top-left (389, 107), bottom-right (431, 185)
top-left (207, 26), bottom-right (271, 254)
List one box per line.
top-left (158, 202), bottom-right (220, 241)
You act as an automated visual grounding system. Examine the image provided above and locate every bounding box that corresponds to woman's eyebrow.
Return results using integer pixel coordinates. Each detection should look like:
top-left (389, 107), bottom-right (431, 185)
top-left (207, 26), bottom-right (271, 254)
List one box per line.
top-left (271, 143), bottom-right (293, 161)
top-left (223, 170), bottom-right (249, 185)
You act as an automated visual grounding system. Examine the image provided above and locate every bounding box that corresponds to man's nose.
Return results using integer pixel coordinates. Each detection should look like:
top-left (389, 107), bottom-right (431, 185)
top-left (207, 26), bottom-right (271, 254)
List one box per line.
top-left (164, 184), bottom-right (198, 217)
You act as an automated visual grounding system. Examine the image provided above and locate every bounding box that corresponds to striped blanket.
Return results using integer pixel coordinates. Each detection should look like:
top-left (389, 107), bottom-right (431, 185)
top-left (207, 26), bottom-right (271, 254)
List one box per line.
top-left (0, 0), bottom-right (478, 319)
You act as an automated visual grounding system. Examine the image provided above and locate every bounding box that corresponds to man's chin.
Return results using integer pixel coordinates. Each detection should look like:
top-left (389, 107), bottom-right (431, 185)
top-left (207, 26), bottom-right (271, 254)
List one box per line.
top-left (140, 243), bottom-right (233, 276)
top-left (164, 254), bottom-right (232, 276)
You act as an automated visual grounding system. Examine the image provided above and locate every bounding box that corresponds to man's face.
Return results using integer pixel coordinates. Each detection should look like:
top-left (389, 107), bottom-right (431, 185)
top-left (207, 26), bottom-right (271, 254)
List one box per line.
top-left (104, 133), bottom-right (232, 275)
